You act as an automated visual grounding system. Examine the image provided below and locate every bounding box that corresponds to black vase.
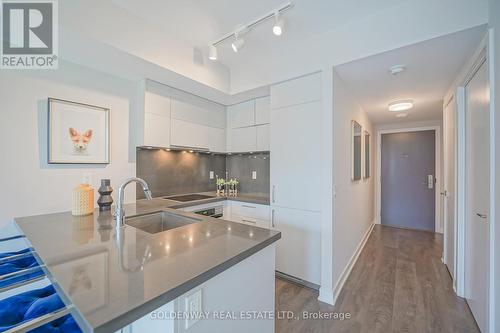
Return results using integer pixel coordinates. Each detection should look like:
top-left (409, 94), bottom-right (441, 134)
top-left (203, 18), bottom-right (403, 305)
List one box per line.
top-left (97, 179), bottom-right (113, 211)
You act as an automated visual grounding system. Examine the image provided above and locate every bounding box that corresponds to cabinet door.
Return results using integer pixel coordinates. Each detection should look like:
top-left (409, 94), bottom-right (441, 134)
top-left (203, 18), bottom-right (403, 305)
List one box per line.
top-left (256, 124), bottom-right (270, 151)
top-left (270, 101), bottom-right (321, 211)
top-left (145, 91), bottom-right (170, 117)
top-left (255, 96), bottom-right (271, 125)
top-left (208, 127), bottom-right (226, 153)
top-left (270, 72), bottom-right (321, 110)
top-left (144, 112), bottom-right (170, 148)
top-left (271, 207), bottom-right (321, 285)
top-left (171, 119), bottom-right (209, 149)
top-left (171, 96), bottom-right (225, 128)
top-left (227, 100), bottom-right (255, 128)
top-left (228, 126), bottom-right (257, 153)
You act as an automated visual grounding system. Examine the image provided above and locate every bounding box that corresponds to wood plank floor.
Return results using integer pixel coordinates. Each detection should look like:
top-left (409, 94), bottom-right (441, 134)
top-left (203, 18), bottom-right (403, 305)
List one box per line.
top-left (275, 225), bottom-right (479, 333)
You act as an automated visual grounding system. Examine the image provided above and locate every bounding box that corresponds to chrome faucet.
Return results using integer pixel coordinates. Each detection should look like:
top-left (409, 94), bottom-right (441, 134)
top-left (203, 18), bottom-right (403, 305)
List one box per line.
top-left (115, 177), bottom-right (153, 228)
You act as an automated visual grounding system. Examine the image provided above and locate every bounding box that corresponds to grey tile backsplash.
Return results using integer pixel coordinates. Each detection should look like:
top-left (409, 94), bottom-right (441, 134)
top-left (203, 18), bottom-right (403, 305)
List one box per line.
top-left (137, 149), bottom-right (270, 199)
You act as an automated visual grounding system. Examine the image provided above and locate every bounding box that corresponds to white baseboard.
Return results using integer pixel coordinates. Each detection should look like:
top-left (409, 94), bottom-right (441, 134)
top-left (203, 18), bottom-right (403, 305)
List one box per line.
top-left (330, 222), bottom-right (375, 306)
top-left (318, 287), bottom-right (335, 305)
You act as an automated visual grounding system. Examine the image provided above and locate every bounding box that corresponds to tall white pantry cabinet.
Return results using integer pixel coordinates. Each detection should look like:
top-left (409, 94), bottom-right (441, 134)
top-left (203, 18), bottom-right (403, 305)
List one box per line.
top-left (270, 72), bottom-right (322, 286)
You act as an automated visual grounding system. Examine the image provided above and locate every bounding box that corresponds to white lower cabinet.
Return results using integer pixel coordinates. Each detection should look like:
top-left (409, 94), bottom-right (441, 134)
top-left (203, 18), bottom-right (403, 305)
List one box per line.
top-left (225, 201), bottom-right (270, 229)
top-left (271, 206), bottom-right (321, 285)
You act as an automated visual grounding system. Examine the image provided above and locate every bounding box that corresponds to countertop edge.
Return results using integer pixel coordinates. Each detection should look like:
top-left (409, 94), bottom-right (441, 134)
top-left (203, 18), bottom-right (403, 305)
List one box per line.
top-left (95, 232), bottom-right (281, 333)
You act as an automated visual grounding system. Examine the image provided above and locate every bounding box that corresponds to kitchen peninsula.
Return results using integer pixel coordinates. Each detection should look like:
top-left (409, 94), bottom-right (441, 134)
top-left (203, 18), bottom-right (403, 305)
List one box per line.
top-left (15, 197), bottom-right (280, 333)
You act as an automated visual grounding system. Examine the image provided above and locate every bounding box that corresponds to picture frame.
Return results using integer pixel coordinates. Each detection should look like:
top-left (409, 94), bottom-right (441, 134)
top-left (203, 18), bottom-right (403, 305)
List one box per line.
top-left (48, 98), bottom-right (110, 164)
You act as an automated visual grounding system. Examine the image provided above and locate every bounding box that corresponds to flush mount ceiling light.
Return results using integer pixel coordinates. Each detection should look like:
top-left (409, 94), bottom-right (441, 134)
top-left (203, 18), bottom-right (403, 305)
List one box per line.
top-left (231, 34), bottom-right (245, 53)
top-left (208, 2), bottom-right (293, 60)
top-left (273, 11), bottom-right (285, 36)
top-left (389, 65), bottom-right (406, 75)
top-left (388, 100), bottom-right (414, 112)
top-left (208, 45), bottom-right (218, 60)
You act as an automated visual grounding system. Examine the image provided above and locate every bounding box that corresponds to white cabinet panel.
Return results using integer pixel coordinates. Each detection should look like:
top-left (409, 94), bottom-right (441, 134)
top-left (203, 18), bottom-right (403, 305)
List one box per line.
top-left (144, 112), bottom-right (170, 148)
top-left (145, 91), bottom-right (170, 117)
top-left (255, 96), bottom-right (271, 125)
top-left (270, 72), bottom-right (321, 110)
top-left (171, 119), bottom-right (209, 149)
top-left (228, 201), bottom-right (270, 221)
top-left (171, 97), bottom-right (225, 128)
top-left (227, 100), bottom-right (255, 128)
top-left (256, 124), bottom-right (270, 152)
top-left (208, 127), bottom-right (226, 153)
top-left (270, 101), bottom-right (321, 211)
top-left (271, 207), bottom-right (321, 285)
top-left (228, 126), bottom-right (257, 153)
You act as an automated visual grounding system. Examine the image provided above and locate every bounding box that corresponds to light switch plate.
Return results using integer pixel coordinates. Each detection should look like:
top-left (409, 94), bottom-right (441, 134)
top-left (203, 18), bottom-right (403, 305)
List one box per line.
top-left (185, 289), bottom-right (202, 329)
top-left (252, 171), bottom-right (257, 180)
top-left (209, 171), bottom-right (214, 179)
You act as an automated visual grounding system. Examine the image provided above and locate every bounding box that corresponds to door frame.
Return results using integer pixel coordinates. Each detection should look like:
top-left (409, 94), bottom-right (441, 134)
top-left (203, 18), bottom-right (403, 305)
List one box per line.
top-left (376, 126), bottom-right (442, 233)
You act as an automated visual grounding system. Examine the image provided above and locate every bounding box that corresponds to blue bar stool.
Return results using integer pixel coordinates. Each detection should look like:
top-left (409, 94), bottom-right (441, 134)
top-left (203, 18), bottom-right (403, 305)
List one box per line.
top-left (0, 235), bottom-right (81, 332)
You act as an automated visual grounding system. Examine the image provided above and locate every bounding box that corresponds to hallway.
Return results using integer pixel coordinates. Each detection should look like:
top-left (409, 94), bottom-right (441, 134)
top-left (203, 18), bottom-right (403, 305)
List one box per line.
top-left (276, 225), bottom-right (479, 333)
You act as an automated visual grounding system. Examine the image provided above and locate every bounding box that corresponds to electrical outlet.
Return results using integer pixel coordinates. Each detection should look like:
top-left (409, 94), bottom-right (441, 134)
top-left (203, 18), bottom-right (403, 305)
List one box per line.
top-left (252, 171), bottom-right (257, 180)
top-left (209, 171), bottom-right (214, 179)
top-left (82, 172), bottom-right (92, 185)
top-left (185, 289), bottom-right (202, 329)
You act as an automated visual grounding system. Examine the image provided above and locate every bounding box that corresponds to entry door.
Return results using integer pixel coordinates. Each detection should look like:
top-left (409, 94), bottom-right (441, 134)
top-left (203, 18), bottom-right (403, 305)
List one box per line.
top-left (443, 98), bottom-right (457, 278)
top-left (464, 59), bottom-right (489, 333)
top-left (381, 130), bottom-right (436, 231)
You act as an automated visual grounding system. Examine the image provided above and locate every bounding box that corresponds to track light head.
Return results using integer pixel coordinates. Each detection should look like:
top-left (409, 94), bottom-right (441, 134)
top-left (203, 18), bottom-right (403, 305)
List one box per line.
top-left (273, 12), bottom-right (284, 36)
top-left (231, 36), bottom-right (245, 53)
top-left (209, 45), bottom-right (218, 60)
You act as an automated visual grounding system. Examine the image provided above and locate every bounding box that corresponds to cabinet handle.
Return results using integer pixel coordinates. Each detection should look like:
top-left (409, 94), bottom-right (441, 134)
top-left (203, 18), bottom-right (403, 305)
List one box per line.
top-left (242, 205), bottom-right (256, 209)
top-left (476, 213), bottom-right (488, 219)
top-left (271, 209), bottom-right (275, 228)
top-left (272, 185), bottom-right (276, 203)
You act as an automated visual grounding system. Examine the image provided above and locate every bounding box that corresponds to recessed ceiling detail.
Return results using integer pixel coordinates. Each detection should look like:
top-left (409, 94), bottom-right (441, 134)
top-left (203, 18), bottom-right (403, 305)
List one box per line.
top-left (208, 2), bottom-right (294, 61)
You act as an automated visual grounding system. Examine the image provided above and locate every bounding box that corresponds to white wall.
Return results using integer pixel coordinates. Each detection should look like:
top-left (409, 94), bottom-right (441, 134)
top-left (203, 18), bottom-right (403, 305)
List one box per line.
top-left (230, 0), bottom-right (488, 93)
top-left (330, 70), bottom-right (375, 300)
top-left (0, 61), bottom-right (137, 228)
top-left (488, 0), bottom-right (499, 330)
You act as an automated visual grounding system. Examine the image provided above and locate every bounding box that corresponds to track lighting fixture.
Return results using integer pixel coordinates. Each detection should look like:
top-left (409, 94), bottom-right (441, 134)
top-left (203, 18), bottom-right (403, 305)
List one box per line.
top-left (208, 45), bottom-right (218, 60)
top-left (273, 12), bottom-right (284, 36)
top-left (231, 35), bottom-right (245, 53)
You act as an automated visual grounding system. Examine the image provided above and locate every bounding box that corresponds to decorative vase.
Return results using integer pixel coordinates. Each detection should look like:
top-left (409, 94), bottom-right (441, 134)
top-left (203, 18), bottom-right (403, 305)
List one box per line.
top-left (97, 179), bottom-right (113, 211)
top-left (72, 184), bottom-right (94, 216)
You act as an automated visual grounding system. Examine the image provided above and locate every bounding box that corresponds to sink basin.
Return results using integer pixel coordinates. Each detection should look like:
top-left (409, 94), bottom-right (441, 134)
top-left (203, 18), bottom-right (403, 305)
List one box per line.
top-left (126, 211), bottom-right (201, 234)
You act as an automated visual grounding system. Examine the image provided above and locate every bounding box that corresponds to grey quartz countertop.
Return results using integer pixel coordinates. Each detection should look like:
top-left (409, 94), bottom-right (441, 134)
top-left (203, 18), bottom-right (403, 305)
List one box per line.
top-left (15, 198), bottom-right (279, 333)
top-left (160, 191), bottom-right (270, 207)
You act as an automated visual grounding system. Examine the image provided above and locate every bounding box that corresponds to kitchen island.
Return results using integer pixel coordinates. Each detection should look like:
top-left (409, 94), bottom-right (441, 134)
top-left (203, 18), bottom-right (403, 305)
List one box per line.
top-left (14, 198), bottom-right (280, 333)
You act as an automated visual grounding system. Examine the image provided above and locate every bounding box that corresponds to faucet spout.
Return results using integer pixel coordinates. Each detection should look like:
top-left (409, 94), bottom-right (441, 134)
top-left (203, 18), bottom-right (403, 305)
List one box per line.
top-left (115, 177), bottom-right (153, 228)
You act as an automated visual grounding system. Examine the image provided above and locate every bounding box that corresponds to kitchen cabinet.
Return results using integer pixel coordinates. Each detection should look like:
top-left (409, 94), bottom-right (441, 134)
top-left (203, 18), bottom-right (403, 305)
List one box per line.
top-left (171, 119), bottom-right (209, 149)
top-left (208, 127), bottom-right (226, 152)
top-left (142, 91), bottom-right (171, 148)
top-left (226, 201), bottom-right (270, 229)
top-left (256, 124), bottom-right (270, 151)
top-left (270, 72), bottom-right (321, 110)
top-left (227, 126), bottom-right (257, 153)
top-left (271, 207), bottom-right (321, 285)
top-left (255, 96), bottom-right (271, 125)
top-left (227, 100), bottom-right (255, 128)
top-left (171, 95), bottom-right (225, 129)
top-left (270, 101), bottom-right (321, 211)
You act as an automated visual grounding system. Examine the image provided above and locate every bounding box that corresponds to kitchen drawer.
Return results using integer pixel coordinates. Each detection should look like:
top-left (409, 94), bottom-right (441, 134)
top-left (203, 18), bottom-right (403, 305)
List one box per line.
top-left (230, 214), bottom-right (269, 229)
top-left (228, 201), bottom-right (270, 221)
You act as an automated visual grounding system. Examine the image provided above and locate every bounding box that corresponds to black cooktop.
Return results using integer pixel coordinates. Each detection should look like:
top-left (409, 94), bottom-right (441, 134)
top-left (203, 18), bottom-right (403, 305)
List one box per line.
top-left (163, 194), bottom-right (214, 202)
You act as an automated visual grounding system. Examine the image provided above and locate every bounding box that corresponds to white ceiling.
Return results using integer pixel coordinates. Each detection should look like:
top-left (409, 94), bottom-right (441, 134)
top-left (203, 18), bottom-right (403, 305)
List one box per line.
top-left (334, 26), bottom-right (486, 125)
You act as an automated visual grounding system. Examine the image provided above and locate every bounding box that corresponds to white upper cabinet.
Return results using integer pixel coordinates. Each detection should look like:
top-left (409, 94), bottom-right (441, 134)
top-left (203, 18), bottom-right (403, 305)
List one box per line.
top-left (227, 126), bottom-right (257, 153)
top-left (143, 91), bottom-right (171, 148)
top-left (208, 127), bottom-right (226, 152)
top-left (256, 124), bottom-right (270, 151)
top-left (270, 72), bottom-right (321, 109)
top-left (255, 96), bottom-right (271, 125)
top-left (227, 100), bottom-right (255, 128)
top-left (171, 94), bottom-right (225, 129)
top-left (171, 119), bottom-right (209, 149)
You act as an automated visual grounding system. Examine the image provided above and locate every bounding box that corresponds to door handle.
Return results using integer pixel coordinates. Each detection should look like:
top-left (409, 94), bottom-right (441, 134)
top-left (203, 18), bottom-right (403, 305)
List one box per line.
top-left (476, 213), bottom-right (488, 219)
top-left (271, 209), bottom-right (275, 228)
top-left (427, 175), bottom-right (434, 189)
top-left (440, 191), bottom-right (448, 196)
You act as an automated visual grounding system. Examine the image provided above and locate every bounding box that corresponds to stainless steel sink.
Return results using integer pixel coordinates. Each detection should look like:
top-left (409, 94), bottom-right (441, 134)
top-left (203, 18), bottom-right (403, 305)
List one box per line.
top-left (125, 211), bottom-right (201, 234)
